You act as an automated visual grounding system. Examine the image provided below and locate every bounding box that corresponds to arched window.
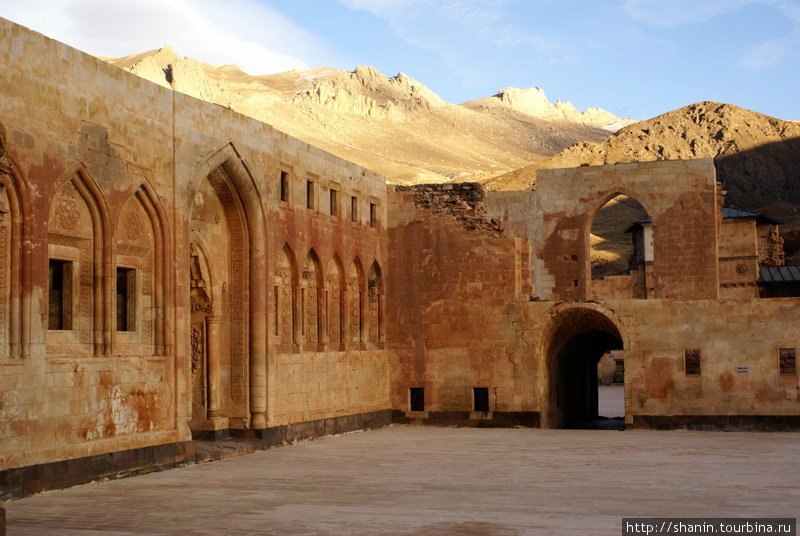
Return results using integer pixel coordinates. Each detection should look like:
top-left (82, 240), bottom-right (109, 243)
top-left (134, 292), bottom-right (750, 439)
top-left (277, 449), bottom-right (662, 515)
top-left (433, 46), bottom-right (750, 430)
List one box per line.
top-left (347, 258), bottom-right (365, 344)
top-left (114, 183), bottom-right (166, 355)
top-left (301, 249), bottom-right (322, 347)
top-left (274, 244), bottom-right (297, 352)
top-left (0, 128), bottom-right (29, 358)
top-left (368, 261), bottom-right (383, 343)
top-left (590, 194), bottom-right (649, 279)
top-left (325, 255), bottom-right (344, 347)
top-left (47, 166), bottom-right (109, 356)
top-left (590, 194), bottom-right (650, 299)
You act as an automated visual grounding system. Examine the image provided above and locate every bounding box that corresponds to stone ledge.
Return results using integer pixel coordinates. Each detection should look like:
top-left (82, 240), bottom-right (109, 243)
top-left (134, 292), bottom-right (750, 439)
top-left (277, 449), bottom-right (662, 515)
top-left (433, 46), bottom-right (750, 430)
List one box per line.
top-left (249, 409), bottom-right (394, 447)
top-left (392, 410), bottom-right (540, 428)
top-left (0, 441), bottom-right (195, 501)
top-left (630, 415), bottom-right (800, 431)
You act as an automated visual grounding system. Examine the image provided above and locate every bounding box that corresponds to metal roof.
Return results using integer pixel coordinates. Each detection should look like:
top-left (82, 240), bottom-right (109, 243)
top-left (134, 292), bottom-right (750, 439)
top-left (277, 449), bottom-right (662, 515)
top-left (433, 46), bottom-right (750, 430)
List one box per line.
top-left (722, 207), bottom-right (782, 224)
top-left (624, 207), bottom-right (781, 233)
top-left (759, 265), bottom-right (800, 283)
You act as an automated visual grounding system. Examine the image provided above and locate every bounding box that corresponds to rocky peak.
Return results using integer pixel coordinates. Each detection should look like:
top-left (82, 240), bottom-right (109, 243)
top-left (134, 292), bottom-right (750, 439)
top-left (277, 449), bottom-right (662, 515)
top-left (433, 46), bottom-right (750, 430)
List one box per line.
top-left (292, 65), bottom-right (444, 120)
top-left (467, 87), bottom-right (632, 131)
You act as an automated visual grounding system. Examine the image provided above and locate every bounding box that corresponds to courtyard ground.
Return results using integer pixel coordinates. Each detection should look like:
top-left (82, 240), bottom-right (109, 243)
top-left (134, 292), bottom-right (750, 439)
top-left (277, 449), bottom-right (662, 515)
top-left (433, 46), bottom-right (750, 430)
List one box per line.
top-left (6, 420), bottom-right (798, 535)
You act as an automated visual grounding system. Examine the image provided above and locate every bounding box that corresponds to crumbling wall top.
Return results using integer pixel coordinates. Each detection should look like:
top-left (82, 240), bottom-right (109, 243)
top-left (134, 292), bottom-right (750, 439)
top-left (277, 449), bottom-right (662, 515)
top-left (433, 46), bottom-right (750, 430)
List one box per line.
top-left (394, 182), bottom-right (503, 236)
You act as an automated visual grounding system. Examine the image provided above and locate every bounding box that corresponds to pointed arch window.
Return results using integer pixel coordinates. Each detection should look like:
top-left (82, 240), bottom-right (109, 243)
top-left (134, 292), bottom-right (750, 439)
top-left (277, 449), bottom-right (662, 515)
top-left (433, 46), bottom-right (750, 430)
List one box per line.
top-left (347, 258), bottom-right (365, 344)
top-left (302, 250), bottom-right (322, 347)
top-left (368, 261), bottom-right (384, 343)
top-left (326, 255), bottom-right (344, 347)
top-left (274, 245), bottom-right (297, 351)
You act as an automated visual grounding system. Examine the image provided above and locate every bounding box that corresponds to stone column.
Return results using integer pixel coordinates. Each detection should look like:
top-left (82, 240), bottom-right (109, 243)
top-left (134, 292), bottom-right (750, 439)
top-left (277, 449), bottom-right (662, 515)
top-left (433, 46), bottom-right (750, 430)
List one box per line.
top-left (205, 315), bottom-right (222, 419)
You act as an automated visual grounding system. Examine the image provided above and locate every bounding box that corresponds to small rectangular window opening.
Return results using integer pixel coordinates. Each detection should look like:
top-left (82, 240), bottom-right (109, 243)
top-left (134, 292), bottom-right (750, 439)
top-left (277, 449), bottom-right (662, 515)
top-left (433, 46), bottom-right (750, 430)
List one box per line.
top-left (684, 349), bottom-right (701, 375)
top-left (330, 189), bottom-right (339, 216)
top-left (48, 259), bottom-right (72, 330)
top-left (369, 202), bottom-right (377, 227)
top-left (351, 196), bottom-right (358, 222)
top-left (409, 387), bottom-right (425, 412)
top-left (473, 387), bottom-right (490, 412)
top-left (779, 348), bottom-right (796, 375)
top-left (116, 267), bottom-right (136, 332)
top-left (306, 180), bottom-right (315, 209)
top-left (279, 171), bottom-right (289, 203)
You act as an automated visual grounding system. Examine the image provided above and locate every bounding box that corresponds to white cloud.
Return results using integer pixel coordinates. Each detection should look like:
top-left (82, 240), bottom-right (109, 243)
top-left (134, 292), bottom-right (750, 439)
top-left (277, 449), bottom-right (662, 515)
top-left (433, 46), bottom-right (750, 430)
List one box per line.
top-left (337, 0), bottom-right (569, 89)
top-left (623, 0), bottom-right (758, 26)
top-left (0, 0), bottom-right (337, 74)
top-left (738, 40), bottom-right (792, 70)
top-left (737, 1), bottom-right (800, 71)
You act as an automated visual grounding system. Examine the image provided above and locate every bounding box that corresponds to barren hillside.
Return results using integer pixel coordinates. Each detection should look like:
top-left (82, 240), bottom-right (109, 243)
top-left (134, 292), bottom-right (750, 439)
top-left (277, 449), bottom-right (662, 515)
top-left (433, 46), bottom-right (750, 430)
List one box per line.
top-left (104, 47), bottom-right (627, 184)
top-left (486, 101), bottom-right (800, 260)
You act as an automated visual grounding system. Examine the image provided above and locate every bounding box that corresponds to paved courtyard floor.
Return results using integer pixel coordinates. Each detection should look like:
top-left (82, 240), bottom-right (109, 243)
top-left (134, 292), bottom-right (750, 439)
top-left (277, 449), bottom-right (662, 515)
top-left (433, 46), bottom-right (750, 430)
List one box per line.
top-left (6, 424), bottom-right (799, 535)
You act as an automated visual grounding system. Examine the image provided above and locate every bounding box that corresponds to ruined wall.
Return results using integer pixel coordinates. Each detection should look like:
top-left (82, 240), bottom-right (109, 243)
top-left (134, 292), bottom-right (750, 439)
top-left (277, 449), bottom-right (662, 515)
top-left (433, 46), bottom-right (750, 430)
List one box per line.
top-left (0, 17), bottom-right (390, 481)
top-left (387, 184), bottom-right (539, 425)
top-left (533, 160), bottom-right (720, 301)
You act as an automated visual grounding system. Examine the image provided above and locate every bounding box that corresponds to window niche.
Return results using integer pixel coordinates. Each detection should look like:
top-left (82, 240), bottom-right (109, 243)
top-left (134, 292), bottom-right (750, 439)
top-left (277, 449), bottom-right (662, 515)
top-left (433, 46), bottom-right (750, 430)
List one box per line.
top-left (279, 170), bottom-right (289, 203)
top-left (329, 188), bottom-right (339, 217)
top-left (779, 348), bottom-right (796, 375)
top-left (473, 387), bottom-right (490, 412)
top-left (369, 202), bottom-right (377, 228)
top-left (47, 174), bottom-right (101, 356)
top-left (116, 267), bottom-right (136, 332)
top-left (350, 196), bottom-right (358, 223)
top-left (306, 180), bottom-right (315, 210)
top-left (48, 259), bottom-right (73, 330)
top-left (684, 349), bottom-right (701, 375)
top-left (409, 387), bottom-right (425, 412)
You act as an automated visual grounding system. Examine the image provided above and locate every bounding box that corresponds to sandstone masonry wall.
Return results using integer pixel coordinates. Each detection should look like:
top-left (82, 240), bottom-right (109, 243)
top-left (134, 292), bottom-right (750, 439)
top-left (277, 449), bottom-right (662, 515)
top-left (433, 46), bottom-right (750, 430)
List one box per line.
top-left (0, 17), bottom-right (390, 477)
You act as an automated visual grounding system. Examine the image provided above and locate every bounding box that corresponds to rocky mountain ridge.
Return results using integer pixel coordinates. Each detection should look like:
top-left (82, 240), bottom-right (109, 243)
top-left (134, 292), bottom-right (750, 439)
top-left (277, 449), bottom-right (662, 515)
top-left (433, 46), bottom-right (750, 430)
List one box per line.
top-left (463, 87), bottom-right (633, 131)
top-left (103, 47), bottom-right (625, 183)
top-left (486, 101), bottom-right (800, 259)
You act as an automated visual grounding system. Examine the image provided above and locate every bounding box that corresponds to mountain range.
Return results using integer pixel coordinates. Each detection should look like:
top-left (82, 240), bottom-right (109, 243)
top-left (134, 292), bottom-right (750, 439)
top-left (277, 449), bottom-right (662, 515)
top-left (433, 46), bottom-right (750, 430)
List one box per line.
top-left (103, 48), bottom-right (800, 260)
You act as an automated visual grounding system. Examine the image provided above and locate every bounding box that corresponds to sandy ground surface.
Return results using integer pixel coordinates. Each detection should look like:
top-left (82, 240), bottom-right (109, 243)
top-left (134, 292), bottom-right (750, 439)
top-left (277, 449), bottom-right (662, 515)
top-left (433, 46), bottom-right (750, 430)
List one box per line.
top-left (6, 421), bottom-right (798, 535)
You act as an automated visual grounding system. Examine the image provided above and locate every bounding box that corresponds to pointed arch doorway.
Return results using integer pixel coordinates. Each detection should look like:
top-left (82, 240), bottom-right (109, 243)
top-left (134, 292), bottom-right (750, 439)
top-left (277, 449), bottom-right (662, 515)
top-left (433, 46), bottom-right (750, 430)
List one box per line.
top-left (188, 145), bottom-right (267, 437)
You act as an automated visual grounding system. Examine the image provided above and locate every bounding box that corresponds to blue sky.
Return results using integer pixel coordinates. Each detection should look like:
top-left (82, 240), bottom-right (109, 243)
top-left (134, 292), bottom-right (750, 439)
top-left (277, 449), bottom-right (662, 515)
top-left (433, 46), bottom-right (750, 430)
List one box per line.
top-left (1, 0), bottom-right (798, 120)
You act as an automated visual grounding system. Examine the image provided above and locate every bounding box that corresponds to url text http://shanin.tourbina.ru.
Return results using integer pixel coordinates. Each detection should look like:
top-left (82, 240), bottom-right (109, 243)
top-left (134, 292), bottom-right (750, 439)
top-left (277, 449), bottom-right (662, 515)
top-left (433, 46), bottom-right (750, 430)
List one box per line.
top-left (622, 518), bottom-right (796, 535)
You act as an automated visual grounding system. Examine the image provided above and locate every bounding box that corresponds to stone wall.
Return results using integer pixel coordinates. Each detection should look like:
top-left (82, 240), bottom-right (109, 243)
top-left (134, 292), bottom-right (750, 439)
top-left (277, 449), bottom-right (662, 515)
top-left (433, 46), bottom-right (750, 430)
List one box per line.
top-left (614, 297), bottom-right (800, 427)
top-left (0, 17), bottom-right (390, 480)
top-left (387, 187), bottom-right (538, 425)
top-left (534, 160), bottom-right (720, 301)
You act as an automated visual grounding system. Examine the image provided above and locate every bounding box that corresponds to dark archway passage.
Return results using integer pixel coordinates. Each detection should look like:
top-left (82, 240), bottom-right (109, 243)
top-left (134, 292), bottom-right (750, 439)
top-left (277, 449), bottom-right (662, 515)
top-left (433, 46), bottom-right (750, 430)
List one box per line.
top-left (543, 307), bottom-right (624, 429)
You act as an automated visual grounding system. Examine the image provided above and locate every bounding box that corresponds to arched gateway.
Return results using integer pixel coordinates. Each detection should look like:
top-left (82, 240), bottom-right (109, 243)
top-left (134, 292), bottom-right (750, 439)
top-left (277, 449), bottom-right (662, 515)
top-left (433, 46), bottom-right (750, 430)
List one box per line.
top-left (541, 304), bottom-right (626, 428)
top-left (188, 144), bottom-right (267, 436)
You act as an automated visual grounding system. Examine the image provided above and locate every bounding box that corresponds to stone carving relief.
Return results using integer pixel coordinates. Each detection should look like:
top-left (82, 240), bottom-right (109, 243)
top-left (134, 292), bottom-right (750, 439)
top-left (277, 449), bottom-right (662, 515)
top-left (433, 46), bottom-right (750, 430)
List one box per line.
top-left (326, 258), bottom-right (342, 345)
top-left (368, 262), bottom-right (383, 343)
top-left (302, 253), bottom-right (320, 346)
top-left (0, 223), bottom-right (8, 353)
top-left (122, 210), bottom-right (144, 242)
top-left (190, 242), bottom-right (212, 312)
top-left (348, 260), bottom-right (364, 344)
top-left (275, 246), bottom-right (295, 351)
top-left (191, 324), bottom-right (203, 376)
top-left (205, 168), bottom-right (247, 404)
top-left (53, 182), bottom-right (81, 232)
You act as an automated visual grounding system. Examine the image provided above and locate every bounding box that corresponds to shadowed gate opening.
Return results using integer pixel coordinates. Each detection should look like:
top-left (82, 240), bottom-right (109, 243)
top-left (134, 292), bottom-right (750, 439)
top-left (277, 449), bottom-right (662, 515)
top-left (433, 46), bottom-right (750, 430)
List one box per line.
top-left (543, 307), bottom-right (624, 429)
